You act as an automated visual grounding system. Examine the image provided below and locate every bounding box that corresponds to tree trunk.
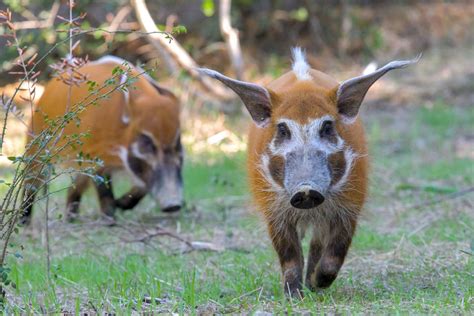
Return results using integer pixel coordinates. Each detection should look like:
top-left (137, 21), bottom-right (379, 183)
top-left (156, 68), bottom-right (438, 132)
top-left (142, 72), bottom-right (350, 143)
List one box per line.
top-left (131, 0), bottom-right (233, 99)
top-left (219, 0), bottom-right (244, 80)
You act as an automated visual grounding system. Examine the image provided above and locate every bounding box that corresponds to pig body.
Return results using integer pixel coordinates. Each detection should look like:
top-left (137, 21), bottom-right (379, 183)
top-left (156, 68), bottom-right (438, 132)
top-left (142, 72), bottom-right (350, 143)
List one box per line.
top-left (247, 67), bottom-right (368, 296)
top-left (22, 56), bottom-right (183, 225)
top-left (200, 48), bottom-right (417, 297)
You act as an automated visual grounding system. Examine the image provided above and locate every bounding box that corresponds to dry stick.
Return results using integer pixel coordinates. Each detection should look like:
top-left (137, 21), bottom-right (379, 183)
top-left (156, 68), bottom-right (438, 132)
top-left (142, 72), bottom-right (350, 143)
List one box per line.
top-left (130, 0), bottom-right (178, 75)
top-left (122, 224), bottom-right (194, 249)
top-left (11, 1), bottom-right (60, 30)
top-left (131, 0), bottom-right (234, 100)
top-left (219, 0), bottom-right (243, 80)
top-left (103, 5), bottom-right (133, 47)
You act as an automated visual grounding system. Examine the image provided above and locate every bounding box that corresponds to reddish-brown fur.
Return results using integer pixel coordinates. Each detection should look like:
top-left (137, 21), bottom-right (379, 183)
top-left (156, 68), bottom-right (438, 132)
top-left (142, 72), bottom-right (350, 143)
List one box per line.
top-left (248, 71), bottom-right (368, 213)
top-left (22, 57), bottom-right (181, 224)
top-left (247, 71), bottom-right (367, 296)
top-left (201, 51), bottom-right (416, 297)
top-left (30, 61), bottom-right (179, 166)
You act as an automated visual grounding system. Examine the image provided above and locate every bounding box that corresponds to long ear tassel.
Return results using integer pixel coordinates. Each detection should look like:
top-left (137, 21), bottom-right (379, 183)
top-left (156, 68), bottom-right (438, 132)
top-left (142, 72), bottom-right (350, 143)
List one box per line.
top-left (337, 54), bottom-right (421, 123)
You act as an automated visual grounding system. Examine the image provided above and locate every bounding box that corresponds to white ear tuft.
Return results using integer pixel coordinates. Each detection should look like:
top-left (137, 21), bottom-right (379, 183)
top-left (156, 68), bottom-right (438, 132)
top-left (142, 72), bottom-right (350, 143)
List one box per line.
top-left (291, 47), bottom-right (311, 81)
top-left (362, 62), bottom-right (378, 75)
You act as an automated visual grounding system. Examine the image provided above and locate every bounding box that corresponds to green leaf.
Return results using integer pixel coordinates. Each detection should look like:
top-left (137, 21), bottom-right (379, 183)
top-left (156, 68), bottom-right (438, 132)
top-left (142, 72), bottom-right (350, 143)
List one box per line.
top-left (201, 0), bottom-right (215, 17)
top-left (290, 7), bottom-right (308, 22)
top-left (172, 25), bottom-right (187, 35)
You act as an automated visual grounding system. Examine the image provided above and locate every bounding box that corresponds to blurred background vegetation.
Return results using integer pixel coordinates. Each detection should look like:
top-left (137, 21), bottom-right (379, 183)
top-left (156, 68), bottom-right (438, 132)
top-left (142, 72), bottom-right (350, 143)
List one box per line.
top-left (1, 0), bottom-right (473, 83)
top-left (0, 0), bottom-right (472, 313)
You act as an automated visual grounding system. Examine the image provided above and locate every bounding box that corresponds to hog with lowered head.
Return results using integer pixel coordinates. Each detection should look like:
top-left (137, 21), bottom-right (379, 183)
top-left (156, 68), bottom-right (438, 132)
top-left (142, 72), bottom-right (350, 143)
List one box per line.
top-left (22, 56), bottom-right (183, 225)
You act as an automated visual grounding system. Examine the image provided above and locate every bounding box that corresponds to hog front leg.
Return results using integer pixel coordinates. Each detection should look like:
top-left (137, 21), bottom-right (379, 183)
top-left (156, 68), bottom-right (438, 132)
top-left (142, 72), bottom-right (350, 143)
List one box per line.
top-left (306, 220), bottom-right (356, 290)
top-left (268, 224), bottom-right (304, 298)
top-left (115, 186), bottom-right (147, 210)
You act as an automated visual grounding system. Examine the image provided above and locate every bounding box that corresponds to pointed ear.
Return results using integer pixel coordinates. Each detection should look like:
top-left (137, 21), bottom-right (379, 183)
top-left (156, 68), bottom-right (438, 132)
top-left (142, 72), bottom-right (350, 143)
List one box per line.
top-left (197, 68), bottom-right (273, 127)
top-left (144, 74), bottom-right (175, 98)
top-left (337, 55), bottom-right (421, 124)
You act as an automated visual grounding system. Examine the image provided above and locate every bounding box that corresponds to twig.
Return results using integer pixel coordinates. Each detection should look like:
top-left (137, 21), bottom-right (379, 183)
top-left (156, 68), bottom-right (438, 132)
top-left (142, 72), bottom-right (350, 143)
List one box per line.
top-left (11, 0), bottom-right (60, 30)
top-left (228, 287), bottom-right (262, 305)
top-left (219, 0), bottom-right (243, 80)
top-left (131, 0), bottom-right (234, 100)
top-left (122, 224), bottom-right (193, 248)
top-left (106, 5), bottom-right (132, 42)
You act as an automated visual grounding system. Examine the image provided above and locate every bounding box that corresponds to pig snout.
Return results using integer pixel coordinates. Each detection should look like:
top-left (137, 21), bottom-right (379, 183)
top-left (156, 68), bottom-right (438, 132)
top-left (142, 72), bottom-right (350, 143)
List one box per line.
top-left (290, 184), bottom-right (325, 209)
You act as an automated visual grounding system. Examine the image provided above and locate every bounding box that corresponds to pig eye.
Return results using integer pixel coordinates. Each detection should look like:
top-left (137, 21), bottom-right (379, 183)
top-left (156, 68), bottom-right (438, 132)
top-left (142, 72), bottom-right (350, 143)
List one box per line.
top-left (320, 120), bottom-right (335, 138)
top-left (277, 123), bottom-right (291, 139)
top-left (137, 133), bottom-right (157, 154)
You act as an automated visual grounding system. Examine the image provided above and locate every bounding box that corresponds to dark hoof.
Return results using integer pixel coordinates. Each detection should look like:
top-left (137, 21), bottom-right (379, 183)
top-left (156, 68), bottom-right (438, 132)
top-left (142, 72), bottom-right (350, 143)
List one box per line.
top-left (101, 215), bottom-right (117, 226)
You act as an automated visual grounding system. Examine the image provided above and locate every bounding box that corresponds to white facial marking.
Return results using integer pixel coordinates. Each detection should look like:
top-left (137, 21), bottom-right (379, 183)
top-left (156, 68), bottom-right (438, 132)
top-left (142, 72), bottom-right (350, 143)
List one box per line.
top-left (134, 130), bottom-right (159, 168)
top-left (91, 55), bottom-right (130, 66)
top-left (260, 154), bottom-right (284, 191)
top-left (262, 117), bottom-right (357, 194)
top-left (131, 142), bottom-right (146, 159)
top-left (115, 146), bottom-right (146, 187)
top-left (269, 116), bottom-right (343, 156)
top-left (291, 47), bottom-right (311, 81)
top-left (330, 148), bottom-right (357, 193)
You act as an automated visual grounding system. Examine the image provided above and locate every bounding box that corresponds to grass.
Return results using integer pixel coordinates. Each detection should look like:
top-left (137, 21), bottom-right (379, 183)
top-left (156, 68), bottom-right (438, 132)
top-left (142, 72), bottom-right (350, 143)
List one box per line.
top-left (1, 99), bottom-right (473, 314)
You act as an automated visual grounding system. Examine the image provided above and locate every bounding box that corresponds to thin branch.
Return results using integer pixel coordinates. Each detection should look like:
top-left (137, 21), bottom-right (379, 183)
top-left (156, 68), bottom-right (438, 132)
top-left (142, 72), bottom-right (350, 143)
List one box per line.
top-left (219, 0), bottom-right (243, 80)
top-left (105, 5), bottom-right (133, 43)
top-left (11, 0), bottom-right (60, 30)
top-left (131, 0), bottom-right (234, 100)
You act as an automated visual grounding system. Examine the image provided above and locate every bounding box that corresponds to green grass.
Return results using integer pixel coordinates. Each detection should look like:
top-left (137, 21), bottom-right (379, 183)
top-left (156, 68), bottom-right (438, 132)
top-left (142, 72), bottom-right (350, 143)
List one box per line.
top-left (1, 100), bottom-right (473, 314)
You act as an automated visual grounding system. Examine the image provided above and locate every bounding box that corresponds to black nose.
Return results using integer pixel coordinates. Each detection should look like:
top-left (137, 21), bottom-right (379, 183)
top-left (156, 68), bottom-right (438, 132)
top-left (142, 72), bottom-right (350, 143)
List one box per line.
top-left (162, 205), bottom-right (181, 213)
top-left (290, 189), bottom-right (325, 209)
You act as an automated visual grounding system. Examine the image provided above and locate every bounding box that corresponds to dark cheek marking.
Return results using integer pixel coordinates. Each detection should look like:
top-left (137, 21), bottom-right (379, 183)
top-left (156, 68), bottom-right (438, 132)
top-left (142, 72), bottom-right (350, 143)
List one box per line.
top-left (328, 151), bottom-right (346, 186)
top-left (269, 155), bottom-right (285, 186)
top-left (127, 154), bottom-right (152, 184)
top-left (326, 133), bottom-right (338, 145)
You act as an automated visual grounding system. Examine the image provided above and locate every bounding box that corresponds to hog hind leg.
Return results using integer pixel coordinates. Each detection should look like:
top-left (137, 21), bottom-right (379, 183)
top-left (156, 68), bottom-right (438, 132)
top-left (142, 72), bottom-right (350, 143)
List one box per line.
top-left (65, 174), bottom-right (90, 222)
